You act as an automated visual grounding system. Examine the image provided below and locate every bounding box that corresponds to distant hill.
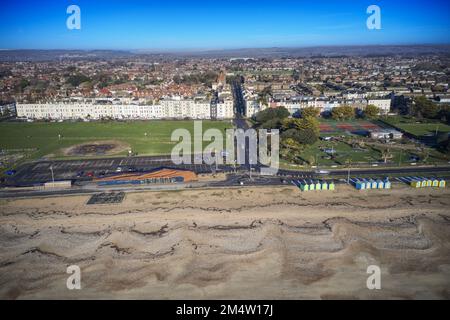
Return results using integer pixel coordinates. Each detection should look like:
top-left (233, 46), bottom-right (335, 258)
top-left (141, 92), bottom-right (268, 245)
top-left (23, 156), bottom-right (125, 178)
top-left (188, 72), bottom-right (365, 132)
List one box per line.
top-left (167, 45), bottom-right (450, 58)
top-left (0, 50), bottom-right (134, 62)
top-left (1, 45), bottom-right (450, 61)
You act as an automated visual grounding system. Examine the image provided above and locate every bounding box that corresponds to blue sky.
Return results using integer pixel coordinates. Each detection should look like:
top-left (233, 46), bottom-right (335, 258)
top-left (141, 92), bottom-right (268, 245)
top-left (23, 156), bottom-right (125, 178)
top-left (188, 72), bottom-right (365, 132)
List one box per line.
top-left (0, 0), bottom-right (449, 50)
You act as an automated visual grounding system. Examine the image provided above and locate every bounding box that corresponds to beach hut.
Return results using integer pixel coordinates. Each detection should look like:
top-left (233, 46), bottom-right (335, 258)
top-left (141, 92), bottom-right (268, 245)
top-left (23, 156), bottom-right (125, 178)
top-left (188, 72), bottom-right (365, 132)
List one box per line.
top-left (426, 178), bottom-right (432, 187)
top-left (383, 179), bottom-right (391, 189)
top-left (315, 181), bottom-right (322, 191)
top-left (409, 177), bottom-right (421, 188)
top-left (362, 179), bottom-right (371, 189)
top-left (439, 179), bottom-right (446, 188)
top-left (328, 181), bottom-right (335, 190)
top-left (321, 181), bottom-right (329, 191)
top-left (421, 178), bottom-right (428, 188)
top-left (376, 180), bottom-right (384, 189)
top-left (300, 180), bottom-right (310, 192)
top-left (355, 180), bottom-right (365, 190)
top-left (410, 180), bottom-right (421, 188)
top-left (371, 179), bottom-right (378, 189)
top-left (412, 177), bottom-right (425, 188)
top-left (432, 178), bottom-right (439, 187)
top-left (308, 180), bottom-right (316, 191)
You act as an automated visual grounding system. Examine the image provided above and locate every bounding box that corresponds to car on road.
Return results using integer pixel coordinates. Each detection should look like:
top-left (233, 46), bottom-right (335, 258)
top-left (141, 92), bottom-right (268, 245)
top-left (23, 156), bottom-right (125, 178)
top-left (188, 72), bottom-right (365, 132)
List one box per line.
top-left (76, 171), bottom-right (84, 178)
top-left (86, 172), bottom-right (95, 177)
top-left (115, 167), bottom-right (123, 173)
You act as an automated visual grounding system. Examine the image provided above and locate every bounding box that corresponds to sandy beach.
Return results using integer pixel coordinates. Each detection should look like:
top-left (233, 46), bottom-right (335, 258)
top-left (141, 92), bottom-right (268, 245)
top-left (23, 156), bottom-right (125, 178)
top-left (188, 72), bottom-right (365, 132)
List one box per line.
top-left (0, 185), bottom-right (449, 300)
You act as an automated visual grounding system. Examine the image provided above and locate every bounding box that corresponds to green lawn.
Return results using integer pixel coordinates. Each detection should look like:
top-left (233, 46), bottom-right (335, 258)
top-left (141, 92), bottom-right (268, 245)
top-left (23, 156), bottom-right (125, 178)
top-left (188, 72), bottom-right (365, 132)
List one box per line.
top-left (0, 120), bottom-right (233, 162)
top-left (392, 123), bottom-right (450, 136)
top-left (296, 140), bottom-right (381, 166)
top-left (382, 116), bottom-right (450, 137)
top-left (289, 139), bottom-right (447, 167)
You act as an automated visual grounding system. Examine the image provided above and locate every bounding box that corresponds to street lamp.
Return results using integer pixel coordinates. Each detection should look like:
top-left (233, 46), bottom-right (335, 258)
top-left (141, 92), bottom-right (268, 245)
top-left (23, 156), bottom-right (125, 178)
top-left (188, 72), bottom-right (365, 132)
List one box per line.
top-left (346, 159), bottom-right (352, 184)
top-left (50, 165), bottom-right (55, 183)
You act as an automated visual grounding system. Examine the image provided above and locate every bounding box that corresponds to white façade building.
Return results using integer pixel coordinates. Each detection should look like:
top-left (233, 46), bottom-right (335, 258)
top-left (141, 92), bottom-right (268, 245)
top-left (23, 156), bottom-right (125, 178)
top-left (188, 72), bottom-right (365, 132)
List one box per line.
top-left (216, 99), bottom-right (234, 119)
top-left (16, 102), bottom-right (166, 120)
top-left (160, 97), bottom-right (212, 119)
top-left (245, 100), bottom-right (266, 118)
top-left (17, 96), bottom-right (235, 120)
top-left (367, 99), bottom-right (392, 114)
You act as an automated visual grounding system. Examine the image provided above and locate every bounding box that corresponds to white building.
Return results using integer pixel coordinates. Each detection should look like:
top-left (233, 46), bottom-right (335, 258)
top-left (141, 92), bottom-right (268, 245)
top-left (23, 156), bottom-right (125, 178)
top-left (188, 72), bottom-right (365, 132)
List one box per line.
top-left (16, 102), bottom-right (166, 120)
top-left (245, 100), bottom-right (266, 118)
top-left (161, 98), bottom-right (211, 119)
top-left (367, 99), bottom-right (392, 114)
top-left (216, 100), bottom-right (234, 119)
top-left (0, 103), bottom-right (16, 116)
top-left (16, 96), bottom-right (235, 120)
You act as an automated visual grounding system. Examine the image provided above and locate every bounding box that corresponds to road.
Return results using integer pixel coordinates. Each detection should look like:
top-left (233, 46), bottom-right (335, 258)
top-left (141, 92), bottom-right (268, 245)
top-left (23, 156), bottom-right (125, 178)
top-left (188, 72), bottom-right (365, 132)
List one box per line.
top-left (231, 78), bottom-right (246, 117)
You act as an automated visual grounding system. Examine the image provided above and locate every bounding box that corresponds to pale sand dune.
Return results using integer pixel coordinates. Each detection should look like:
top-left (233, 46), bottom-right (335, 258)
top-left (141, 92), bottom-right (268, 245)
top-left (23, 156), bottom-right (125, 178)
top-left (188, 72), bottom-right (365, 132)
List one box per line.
top-left (0, 185), bottom-right (449, 299)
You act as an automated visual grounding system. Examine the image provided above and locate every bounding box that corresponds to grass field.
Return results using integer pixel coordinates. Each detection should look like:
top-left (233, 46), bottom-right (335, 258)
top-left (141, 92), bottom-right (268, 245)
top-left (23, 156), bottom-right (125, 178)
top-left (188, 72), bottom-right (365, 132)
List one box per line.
top-left (0, 120), bottom-right (233, 162)
top-left (382, 116), bottom-right (450, 137)
top-left (286, 139), bottom-right (447, 168)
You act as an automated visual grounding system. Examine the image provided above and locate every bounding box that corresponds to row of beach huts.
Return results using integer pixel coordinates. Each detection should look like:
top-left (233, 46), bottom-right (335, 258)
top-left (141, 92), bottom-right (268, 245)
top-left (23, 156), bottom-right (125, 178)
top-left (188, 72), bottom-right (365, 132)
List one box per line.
top-left (350, 178), bottom-right (392, 190)
top-left (292, 180), bottom-right (335, 191)
top-left (292, 177), bottom-right (447, 192)
top-left (397, 176), bottom-right (446, 188)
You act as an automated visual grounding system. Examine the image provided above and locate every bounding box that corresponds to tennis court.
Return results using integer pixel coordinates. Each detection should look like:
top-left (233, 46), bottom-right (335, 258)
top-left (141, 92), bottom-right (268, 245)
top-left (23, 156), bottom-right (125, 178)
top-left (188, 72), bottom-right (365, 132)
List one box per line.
top-left (319, 120), bottom-right (385, 134)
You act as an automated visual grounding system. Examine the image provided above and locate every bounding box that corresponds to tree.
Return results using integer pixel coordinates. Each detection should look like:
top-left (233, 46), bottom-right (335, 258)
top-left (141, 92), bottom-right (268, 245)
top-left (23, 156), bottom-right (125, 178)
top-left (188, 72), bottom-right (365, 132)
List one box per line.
top-left (66, 74), bottom-right (91, 87)
top-left (331, 105), bottom-right (355, 120)
top-left (281, 128), bottom-right (318, 145)
top-left (280, 138), bottom-right (303, 163)
top-left (261, 118), bottom-right (283, 130)
top-left (281, 116), bottom-right (320, 136)
top-left (281, 138), bottom-right (303, 151)
top-left (364, 104), bottom-right (380, 119)
top-left (301, 107), bottom-right (320, 118)
top-left (297, 128), bottom-right (319, 145)
top-left (413, 96), bottom-right (439, 119)
top-left (298, 116), bottom-right (320, 136)
top-left (254, 107), bottom-right (290, 124)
